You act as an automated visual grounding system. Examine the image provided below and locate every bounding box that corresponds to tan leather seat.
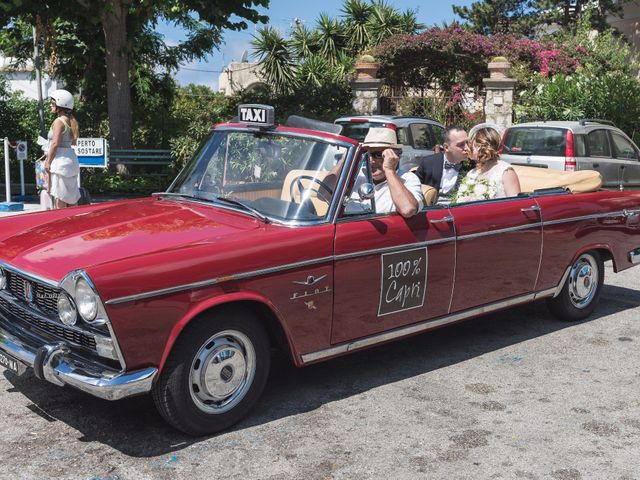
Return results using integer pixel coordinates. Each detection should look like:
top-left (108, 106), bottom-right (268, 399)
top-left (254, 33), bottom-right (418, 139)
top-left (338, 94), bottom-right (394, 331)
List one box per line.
top-left (512, 165), bottom-right (603, 193)
top-left (281, 169), bottom-right (331, 216)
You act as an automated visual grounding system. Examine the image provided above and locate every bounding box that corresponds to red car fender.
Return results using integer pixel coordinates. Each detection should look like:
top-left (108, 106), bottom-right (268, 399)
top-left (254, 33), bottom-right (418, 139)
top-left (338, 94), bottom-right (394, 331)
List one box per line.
top-left (155, 291), bottom-right (297, 375)
top-left (571, 243), bottom-right (615, 269)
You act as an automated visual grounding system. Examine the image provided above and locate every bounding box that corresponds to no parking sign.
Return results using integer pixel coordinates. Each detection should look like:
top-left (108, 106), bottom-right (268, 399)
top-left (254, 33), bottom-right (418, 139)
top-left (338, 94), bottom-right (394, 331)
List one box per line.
top-left (16, 141), bottom-right (27, 161)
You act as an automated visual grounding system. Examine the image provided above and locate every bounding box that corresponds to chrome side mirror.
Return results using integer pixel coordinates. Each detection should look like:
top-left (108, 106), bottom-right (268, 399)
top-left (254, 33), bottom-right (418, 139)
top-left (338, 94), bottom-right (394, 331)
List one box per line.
top-left (358, 183), bottom-right (375, 201)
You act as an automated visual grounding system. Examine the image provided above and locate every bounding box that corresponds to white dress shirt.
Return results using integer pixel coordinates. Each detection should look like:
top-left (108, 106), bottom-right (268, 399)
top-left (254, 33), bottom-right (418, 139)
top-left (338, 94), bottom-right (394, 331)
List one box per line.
top-left (347, 171), bottom-right (424, 214)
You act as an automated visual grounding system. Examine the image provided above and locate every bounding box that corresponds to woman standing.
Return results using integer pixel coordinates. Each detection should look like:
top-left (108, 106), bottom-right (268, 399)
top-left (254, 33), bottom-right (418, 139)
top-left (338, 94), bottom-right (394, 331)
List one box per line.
top-left (45, 89), bottom-right (80, 208)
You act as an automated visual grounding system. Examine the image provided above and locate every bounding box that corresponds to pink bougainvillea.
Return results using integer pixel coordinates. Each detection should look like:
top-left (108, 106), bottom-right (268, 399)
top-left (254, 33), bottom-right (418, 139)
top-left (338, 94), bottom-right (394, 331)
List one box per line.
top-left (538, 49), bottom-right (581, 77)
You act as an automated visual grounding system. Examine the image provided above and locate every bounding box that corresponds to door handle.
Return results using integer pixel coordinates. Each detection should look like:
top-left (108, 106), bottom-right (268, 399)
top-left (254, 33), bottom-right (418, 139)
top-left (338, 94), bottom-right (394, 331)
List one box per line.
top-left (429, 215), bottom-right (454, 224)
top-left (593, 163), bottom-right (600, 168)
top-left (520, 206), bottom-right (540, 213)
top-left (623, 209), bottom-right (640, 219)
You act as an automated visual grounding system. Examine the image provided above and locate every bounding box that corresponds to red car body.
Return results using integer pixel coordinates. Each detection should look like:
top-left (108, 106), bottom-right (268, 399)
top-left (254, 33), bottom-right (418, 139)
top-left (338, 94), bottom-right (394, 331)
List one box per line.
top-left (1, 108), bottom-right (640, 435)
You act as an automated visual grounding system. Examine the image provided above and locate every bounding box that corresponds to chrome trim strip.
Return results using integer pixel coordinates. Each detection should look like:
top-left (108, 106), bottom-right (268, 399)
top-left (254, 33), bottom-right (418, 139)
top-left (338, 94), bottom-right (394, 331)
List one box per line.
top-left (0, 262), bottom-right (57, 288)
top-left (543, 211), bottom-right (626, 227)
top-left (334, 238), bottom-right (453, 262)
top-left (457, 222), bottom-right (542, 241)
top-left (533, 203), bottom-right (544, 291)
top-left (105, 210), bottom-right (629, 305)
top-left (448, 210), bottom-right (457, 314)
top-left (106, 255), bottom-right (335, 305)
top-left (301, 288), bottom-right (559, 364)
top-left (552, 267), bottom-right (572, 298)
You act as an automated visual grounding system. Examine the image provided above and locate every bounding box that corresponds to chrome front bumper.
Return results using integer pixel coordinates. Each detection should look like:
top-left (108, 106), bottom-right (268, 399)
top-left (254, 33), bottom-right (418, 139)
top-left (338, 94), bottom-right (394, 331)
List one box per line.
top-left (0, 319), bottom-right (157, 401)
top-left (630, 248), bottom-right (640, 265)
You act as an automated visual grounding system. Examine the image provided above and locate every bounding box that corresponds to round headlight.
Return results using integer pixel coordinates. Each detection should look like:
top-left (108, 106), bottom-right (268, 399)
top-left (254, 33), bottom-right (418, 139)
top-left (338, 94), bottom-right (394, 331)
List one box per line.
top-left (75, 278), bottom-right (98, 322)
top-left (57, 293), bottom-right (77, 326)
top-left (0, 268), bottom-right (6, 290)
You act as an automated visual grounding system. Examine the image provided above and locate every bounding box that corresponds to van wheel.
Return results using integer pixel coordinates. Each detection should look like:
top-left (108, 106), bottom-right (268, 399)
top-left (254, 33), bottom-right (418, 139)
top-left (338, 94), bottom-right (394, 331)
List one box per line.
top-left (546, 251), bottom-right (604, 322)
top-left (152, 309), bottom-right (270, 436)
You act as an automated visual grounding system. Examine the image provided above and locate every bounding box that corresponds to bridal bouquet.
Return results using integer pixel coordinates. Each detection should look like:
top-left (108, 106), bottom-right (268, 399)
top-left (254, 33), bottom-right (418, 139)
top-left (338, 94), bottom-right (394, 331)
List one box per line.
top-left (452, 174), bottom-right (497, 203)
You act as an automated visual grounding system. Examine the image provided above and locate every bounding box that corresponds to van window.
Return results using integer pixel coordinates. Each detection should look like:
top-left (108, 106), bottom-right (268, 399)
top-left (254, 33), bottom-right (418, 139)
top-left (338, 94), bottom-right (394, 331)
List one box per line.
top-left (574, 134), bottom-right (587, 157)
top-left (503, 127), bottom-right (566, 156)
top-left (586, 130), bottom-right (611, 158)
top-left (410, 123), bottom-right (434, 149)
top-left (611, 132), bottom-right (638, 160)
top-left (432, 125), bottom-right (445, 147)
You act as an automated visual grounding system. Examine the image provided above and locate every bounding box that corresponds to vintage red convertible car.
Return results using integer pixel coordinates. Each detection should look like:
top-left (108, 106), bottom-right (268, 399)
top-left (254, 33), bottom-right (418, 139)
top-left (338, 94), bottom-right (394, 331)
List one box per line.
top-left (1, 105), bottom-right (639, 435)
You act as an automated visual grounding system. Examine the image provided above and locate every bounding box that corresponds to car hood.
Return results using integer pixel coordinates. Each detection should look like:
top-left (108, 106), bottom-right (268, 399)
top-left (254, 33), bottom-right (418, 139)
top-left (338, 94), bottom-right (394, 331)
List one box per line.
top-left (0, 197), bottom-right (260, 281)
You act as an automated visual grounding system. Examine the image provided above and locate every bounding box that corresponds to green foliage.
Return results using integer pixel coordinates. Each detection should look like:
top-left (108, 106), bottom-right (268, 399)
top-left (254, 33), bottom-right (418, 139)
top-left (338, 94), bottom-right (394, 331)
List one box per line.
top-left (253, 0), bottom-right (421, 97)
top-left (453, 0), bottom-right (629, 36)
top-left (167, 84), bottom-right (235, 166)
top-left (82, 170), bottom-right (171, 195)
top-left (251, 26), bottom-right (299, 95)
top-left (517, 11), bottom-right (640, 141)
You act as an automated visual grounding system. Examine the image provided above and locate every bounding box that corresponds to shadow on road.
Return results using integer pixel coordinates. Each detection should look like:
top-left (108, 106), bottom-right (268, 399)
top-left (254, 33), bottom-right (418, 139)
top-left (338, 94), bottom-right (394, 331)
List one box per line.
top-left (3, 283), bottom-right (638, 458)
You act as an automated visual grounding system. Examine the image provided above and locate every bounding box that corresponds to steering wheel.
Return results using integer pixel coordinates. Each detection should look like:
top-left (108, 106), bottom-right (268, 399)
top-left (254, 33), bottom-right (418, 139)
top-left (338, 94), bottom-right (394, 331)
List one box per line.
top-left (289, 175), bottom-right (334, 204)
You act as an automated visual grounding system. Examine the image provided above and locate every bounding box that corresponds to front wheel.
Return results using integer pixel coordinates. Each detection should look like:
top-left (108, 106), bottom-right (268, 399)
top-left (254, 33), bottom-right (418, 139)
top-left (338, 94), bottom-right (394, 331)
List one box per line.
top-left (152, 309), bottom-right (270, 436)
top-left (546, 251), bottom-right (604, 322)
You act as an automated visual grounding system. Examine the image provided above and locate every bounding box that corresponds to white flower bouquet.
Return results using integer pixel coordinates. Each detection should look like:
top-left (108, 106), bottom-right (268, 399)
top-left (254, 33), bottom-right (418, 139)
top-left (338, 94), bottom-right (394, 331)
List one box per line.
top-left (452, 174), bottom-right (497, 203)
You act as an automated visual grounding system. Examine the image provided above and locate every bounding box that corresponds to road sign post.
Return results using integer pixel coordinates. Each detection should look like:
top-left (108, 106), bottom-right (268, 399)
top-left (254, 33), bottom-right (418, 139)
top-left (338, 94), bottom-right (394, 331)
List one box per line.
top-left (1, 138), bottom-right (24, 211)
top-left (16, 141), bottom-right (27, 197)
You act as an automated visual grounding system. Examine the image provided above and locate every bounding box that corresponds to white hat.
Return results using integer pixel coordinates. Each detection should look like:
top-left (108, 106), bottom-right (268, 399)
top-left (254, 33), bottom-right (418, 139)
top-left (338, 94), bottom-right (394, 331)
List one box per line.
top-left (363, 127), bottom-right (402, 149)
top-left (50, 89), bottom-right (74, 110)
top-left (469, 122), bottom-right (504, 138)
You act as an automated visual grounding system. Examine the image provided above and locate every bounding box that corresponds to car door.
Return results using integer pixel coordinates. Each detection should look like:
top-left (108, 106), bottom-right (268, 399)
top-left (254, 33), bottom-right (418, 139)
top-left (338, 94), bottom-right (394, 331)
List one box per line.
top-left (448, 197), bottom-right (543, 312)
top-left (584, 129), bottom-right (618, 188)
top-left (331, 160), bottom-right (456, 344)
top-left (610, 131), bottom-right (640, 188)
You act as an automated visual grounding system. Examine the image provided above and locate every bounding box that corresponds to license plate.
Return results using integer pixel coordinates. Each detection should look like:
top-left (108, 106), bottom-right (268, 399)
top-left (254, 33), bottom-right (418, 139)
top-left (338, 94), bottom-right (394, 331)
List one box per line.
top-left (0, 350), bottom-right (23, 374)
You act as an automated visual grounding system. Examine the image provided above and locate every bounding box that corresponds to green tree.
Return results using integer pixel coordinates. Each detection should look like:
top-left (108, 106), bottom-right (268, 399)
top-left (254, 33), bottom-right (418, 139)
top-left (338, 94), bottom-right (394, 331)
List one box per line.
top-left (0, 0), bottom-right (269, 152)
top-left (453, 0), bottom-right (629, 36)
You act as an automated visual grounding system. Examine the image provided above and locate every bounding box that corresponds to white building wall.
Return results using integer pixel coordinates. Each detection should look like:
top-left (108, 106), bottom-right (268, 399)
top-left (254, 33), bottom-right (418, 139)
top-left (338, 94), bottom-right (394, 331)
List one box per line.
top-left (0, 56), bottom-right (58, 99)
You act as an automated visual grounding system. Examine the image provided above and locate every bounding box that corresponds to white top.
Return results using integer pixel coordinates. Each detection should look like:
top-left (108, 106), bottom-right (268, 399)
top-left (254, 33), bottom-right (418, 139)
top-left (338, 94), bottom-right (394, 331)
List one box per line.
top-left (439, 153), bottom-right (460, 195)
top-left (347, 170), bottom-right (424, 214)
top-left (456, 160), bottom-right (513, 202)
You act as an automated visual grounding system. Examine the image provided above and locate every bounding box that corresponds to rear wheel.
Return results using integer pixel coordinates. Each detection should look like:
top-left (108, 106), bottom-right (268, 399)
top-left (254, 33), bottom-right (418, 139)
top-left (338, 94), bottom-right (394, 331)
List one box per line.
top-left (152, 309), bottom-right (270, 436)
top-left (546, 251), bottom-right (604, 321)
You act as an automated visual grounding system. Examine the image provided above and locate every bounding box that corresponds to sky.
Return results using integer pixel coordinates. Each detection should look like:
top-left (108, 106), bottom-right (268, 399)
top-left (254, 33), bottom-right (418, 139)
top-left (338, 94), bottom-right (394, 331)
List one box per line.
top-left (157, 0), bottom-right (476, 91)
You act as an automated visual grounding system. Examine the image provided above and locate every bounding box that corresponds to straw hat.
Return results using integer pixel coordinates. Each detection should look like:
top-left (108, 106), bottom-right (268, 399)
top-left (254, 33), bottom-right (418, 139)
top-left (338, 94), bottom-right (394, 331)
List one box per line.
top-left (363, 127), bottom-right (402, 149)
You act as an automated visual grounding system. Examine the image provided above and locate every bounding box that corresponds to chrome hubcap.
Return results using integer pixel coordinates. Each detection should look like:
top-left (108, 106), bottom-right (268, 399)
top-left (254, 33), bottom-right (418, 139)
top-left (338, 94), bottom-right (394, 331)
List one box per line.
top-left (190, 330), bottom-right (256, 414)
top-left (568, 254), bottom-right (598, 309)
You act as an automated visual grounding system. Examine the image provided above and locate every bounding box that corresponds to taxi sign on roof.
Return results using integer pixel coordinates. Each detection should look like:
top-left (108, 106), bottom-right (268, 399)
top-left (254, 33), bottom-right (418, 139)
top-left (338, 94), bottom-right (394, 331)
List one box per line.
top-left (238, 104), bottom-right (274, 128)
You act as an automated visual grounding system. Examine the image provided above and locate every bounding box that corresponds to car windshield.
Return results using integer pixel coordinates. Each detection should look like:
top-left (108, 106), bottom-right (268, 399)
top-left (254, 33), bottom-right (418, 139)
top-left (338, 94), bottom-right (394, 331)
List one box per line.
top-left (167, 130), bottom-right (350, 223)
top-left (503, 127), bottom-right (566, 156)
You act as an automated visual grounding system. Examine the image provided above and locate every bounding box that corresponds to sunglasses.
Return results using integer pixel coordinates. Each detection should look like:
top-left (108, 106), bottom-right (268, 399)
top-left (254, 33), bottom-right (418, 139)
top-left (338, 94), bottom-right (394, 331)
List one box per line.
top-left (369, 151), bottom-right (384, 159)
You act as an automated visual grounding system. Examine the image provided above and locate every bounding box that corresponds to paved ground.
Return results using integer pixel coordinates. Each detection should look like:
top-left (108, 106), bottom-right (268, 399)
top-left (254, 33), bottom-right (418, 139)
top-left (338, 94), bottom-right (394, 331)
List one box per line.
top-left (1, 263), bottom-right (639, 480)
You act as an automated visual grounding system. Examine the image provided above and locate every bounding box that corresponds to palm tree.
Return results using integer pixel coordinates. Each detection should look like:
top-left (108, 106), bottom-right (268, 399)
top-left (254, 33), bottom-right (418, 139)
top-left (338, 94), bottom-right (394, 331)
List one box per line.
top-left (315, 13), bottom-right (346, 65)
top-left (290, 21), bottom-right (318, 60)
top-left (341, 0), bottom-right (372, 55)
top-left (367, 0), bottom-right (404, 46)
top-left (251, 26), bottom-right (298, 94)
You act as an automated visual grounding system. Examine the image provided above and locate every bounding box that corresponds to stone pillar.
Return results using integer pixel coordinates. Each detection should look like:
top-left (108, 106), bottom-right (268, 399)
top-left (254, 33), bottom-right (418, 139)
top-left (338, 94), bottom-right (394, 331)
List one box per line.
top-left (483, 58), bottom-right (516, 129)
top-left (351, 78), bottom-right (384, 115)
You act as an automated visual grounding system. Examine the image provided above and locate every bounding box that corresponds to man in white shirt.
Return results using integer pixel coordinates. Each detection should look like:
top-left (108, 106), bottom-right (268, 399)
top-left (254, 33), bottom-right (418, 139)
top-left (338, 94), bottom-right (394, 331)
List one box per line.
top-left (414, 126), bottom-right (470, 205)
top-left (327, 128), bottom-right (423, 217)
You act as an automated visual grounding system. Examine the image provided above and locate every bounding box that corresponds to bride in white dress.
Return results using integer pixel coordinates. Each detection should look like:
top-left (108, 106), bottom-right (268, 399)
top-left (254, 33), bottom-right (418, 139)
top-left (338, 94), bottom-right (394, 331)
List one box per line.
top-left (455, 127), bottom-right (521, 202)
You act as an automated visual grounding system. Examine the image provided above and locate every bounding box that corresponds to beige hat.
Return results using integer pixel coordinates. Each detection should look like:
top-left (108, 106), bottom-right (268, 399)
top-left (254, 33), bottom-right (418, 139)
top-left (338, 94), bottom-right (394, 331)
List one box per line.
top-left (362, 127), bottom-right (402, 149)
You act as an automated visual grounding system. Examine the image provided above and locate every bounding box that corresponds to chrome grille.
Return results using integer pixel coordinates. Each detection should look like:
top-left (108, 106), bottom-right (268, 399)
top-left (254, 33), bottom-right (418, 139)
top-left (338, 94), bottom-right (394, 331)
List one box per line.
top-left (0, 296), bottom-right (97, 350)
top-left (6, 271), bottom-right (59, 315)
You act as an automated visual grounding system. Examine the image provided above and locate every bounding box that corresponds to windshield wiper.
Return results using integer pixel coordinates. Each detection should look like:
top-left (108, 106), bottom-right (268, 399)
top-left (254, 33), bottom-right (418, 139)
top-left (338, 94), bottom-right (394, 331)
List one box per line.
top-left (213, 196), bottom-right (270, 223)
top-left (154, 192), bottom-right (210, 201)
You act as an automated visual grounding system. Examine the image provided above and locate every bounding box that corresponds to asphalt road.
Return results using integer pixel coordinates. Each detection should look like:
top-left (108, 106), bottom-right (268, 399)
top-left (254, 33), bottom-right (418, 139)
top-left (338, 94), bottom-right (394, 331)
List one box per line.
top-left (1, 262), bottom-right (639, 480)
